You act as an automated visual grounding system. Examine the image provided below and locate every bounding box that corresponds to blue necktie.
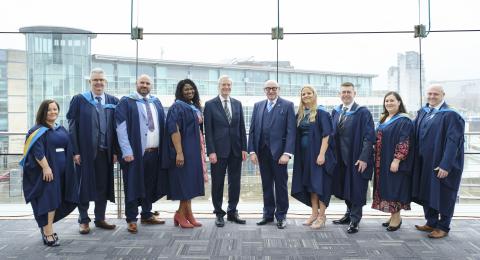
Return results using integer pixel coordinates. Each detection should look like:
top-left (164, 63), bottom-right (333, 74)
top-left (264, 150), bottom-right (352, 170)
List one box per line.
top-left (143, 98), bottom-right (155, 132)
top-left (95, 97), bottom-right (107, 147)
top-left (267, 101), bottom-right (274, 112)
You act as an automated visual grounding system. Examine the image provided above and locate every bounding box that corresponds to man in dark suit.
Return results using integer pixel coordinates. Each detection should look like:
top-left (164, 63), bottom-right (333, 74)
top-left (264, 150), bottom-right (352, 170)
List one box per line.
top-left (248, 80), bottom-right (296, 229)
top-left (331, 82), bottom-right (375, 234)
top-left (67, 68), bottom-right (119, 234)
top-left (204, 75), bottom-right (248, 227)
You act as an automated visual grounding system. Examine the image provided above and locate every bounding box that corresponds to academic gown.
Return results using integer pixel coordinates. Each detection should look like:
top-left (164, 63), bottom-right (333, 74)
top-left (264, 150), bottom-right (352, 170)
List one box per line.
top-left (291, 107), bottom-right (337, 207)
top-left (331, 105), bottom-right (375, 206)
top-left (412, 103), bottom-right (465, 217)
top-left (66, 92), bottom-right (119, 203)
top-left (115, 95), bottom-right (168, 204)
top-left (163, 101), bottom-right (205, 200)
top-left (21, 125), bottom-right (79, 227)
top-left (373, 115), bottom-right (414, 204)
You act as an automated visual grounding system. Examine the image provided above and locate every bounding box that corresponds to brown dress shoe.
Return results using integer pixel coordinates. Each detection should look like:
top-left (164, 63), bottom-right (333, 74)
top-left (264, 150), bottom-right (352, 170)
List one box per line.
top-left (94, 220), bottom-right (116, 230)
top-left (127, 222), bottom-right (137, 234)
top-left (79, 223), bottom-right (90, 234)
top-left (415, 224), bottom-right (434, 232)
top-left (428, 229), bottom-right (448, 239)
top-left (141, 216), bottom-right (165, 225)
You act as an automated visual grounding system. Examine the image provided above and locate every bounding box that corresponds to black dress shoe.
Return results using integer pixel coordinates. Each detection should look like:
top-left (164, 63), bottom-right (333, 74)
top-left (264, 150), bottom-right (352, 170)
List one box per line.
top-left (227, 214), bottom-right (246, 224)
top-left (256, 218), bottom-right (274, 225)
top-left (386, 220), bottom-right (402, 232)
top-left (332, 215), bottom-right (351, 225)
top-left (215, 216), bottom-right (225, 227)
top-left (347, 222), bottom-right (359, 234)
top-left (277, 219), bottom-right (287, 229)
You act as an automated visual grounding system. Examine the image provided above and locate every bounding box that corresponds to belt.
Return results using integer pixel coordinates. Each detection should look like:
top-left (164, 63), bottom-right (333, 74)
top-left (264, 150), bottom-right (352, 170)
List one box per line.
top-left (144, 147), bottom-right (159, 153)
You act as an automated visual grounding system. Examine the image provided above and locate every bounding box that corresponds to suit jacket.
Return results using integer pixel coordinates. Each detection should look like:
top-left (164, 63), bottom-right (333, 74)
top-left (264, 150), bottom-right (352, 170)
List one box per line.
top-left (247, 97), bottom-right (296, 160)
top-left (204, 96), bottom-right (247, 159)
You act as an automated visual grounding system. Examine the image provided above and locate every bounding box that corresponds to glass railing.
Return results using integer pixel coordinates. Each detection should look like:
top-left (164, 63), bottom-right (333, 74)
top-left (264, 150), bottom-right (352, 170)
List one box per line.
top-left (1, 132), bottom-right (479, 214)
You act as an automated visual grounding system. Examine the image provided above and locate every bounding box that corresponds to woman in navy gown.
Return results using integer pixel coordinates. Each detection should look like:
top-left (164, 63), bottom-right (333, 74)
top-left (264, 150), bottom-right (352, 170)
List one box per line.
top-left (291, 85), bottom-right (336, 229)
top-left (21, 100), bottom-right (78, 246)
top-left (165, 79), bottom-right (208, 228)
top-left (371, 91), bottom-right (414, 231)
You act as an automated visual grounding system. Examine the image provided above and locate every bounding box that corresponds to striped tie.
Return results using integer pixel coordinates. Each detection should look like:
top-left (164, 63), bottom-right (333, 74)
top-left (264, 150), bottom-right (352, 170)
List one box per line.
top-left (224, 99), bottom-right (231, 124)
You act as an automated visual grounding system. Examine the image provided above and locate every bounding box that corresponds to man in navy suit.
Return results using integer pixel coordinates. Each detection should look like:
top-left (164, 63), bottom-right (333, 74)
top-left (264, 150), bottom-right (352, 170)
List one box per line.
top-left (204, 75), bottom-right (248, 227)
top-left (248, 80), bottom-right (296, 229)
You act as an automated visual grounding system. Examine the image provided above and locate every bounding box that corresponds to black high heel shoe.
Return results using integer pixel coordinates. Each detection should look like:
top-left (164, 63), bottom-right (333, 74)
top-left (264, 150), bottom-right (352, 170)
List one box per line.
top-left (40, 228), bottom-right (60, 246)
top-left (386, 220), bottom-right (402, 232)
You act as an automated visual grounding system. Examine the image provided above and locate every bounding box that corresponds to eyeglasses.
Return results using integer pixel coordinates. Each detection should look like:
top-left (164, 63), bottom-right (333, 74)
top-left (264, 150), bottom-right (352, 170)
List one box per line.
top-left (264, 87), bottom-right (279, 92)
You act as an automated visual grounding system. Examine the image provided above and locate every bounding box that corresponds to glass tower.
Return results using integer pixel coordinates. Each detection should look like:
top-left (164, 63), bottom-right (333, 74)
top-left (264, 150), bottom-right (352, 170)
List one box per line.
top-left (19, 26), bottom-right (96, 127)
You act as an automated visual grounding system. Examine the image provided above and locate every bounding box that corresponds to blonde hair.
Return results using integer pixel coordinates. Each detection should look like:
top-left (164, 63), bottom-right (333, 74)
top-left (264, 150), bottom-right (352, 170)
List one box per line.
top-left (297, 85), bottom-right (318, 126)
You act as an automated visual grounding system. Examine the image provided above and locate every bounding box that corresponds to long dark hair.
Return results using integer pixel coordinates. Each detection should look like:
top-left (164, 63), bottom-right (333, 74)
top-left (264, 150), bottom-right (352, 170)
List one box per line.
top-left (380, 91), bottom-right (407, 123)
top-left (175, 79), bottom-right (201, 110)
top-left (35, 99), bottom-right (59, 127)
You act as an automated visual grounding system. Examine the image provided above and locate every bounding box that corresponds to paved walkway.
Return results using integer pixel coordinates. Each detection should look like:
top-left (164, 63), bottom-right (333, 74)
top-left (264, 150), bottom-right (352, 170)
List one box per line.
top-left (1, 217), bottom-right (480, 259)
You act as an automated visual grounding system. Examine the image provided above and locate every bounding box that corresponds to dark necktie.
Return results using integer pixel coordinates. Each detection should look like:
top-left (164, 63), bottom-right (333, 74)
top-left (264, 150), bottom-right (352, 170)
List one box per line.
top-left (425, 107), bottom-right (436, 121)
top-left (338, 106), bottom-right (348, 128)
top-left (143, 98), bottom-right (155, 132)
top-left (224, 99), bottom-right (231, 124)
top-left (95, 97), bottom-right (106, 135)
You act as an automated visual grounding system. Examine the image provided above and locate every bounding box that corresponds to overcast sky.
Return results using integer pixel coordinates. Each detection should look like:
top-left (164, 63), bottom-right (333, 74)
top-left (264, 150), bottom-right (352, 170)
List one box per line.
top-left (1, 0), bottom-right (479, 88)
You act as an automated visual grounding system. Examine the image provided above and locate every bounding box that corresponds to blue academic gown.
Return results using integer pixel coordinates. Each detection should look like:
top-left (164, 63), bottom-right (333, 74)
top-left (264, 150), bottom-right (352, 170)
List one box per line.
top-left (115, 95), bottom-right (168, 204)
top-left (292, 107), bottom-right (337, 207)
top-left (21, 125), bottom-right (79, 227)
top-left (331, 104), bottom-right (375, 206)
top-left (412, 103), bottom-right (465, 218)
top-left (66, 92), bottom-right (119, 203)
top-left (163, 101), bottom-right (205, 200)
top-left (374, 114), bottom-right (414, 203)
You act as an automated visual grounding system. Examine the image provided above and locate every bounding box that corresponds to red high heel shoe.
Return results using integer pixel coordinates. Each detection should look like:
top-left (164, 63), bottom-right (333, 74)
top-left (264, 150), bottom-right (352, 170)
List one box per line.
top-left (185, 211), bottom-right (202, 227)
top-left (174, 211), bottom-right (194, 228)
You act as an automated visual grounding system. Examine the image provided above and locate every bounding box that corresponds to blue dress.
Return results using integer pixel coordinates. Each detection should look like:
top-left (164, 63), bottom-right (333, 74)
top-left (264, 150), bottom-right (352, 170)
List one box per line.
top-left (22, 125), bottom-right (78, 227)
top-left (292, 108), bottom-right (336, 207)
top-left (165, 101), bottom-right (205, 200)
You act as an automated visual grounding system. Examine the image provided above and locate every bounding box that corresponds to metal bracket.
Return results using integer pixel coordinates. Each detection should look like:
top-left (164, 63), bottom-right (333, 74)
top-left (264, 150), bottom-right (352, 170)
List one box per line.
top-left (131, 27), bottom-right (144, 40)
top-left (414, 24), bottom-right (427, 38)
top-left (271, 27), bottom-right (284, 40)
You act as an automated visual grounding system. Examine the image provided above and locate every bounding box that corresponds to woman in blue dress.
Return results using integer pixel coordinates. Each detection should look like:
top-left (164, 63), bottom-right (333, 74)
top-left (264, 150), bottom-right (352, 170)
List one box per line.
top-left (21, 100), bottom-right (78, 246)
top-left (291, 85), bottom-right (336, 229)
top-left (371, 91), bottom-right (414, 231)
top-left (165, 79), bottom-right (208, 228)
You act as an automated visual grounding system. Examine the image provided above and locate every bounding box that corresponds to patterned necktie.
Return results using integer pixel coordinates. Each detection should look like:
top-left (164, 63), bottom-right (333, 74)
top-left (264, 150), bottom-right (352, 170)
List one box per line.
top-left (224, 99), bottom-right (231, 124)
top-left (267, 101), bottom-right (274, 112)
top-left (338, 106), bottom-right (348, 127)
top-left (143, 98), bottom-right (155, 132)
top-left (95, 97), bottom-right (106, 135)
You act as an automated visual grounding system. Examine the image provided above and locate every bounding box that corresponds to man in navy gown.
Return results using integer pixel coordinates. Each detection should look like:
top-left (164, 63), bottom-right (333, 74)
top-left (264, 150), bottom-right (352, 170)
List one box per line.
top-left (412, 84), bottom-right (465, 239)
top-left (116, 74), bottom-right (168, 234)
top-left (67, 68), bottom-right (118, 234)
top-left (331, 82), bottom-right (375, 234)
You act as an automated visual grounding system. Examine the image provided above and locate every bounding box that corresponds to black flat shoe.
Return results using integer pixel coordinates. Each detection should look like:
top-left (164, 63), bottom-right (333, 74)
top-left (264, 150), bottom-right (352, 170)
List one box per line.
top-left (41, 229), bottom-right (60, 247)
top-left (386, 221), bottom-right (402, 232)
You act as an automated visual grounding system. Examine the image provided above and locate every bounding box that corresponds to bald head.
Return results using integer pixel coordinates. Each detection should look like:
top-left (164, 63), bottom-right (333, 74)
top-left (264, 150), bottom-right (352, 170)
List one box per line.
top-left (426, 84), bottom-right (445, 107)
top-left (136, 74), bottom-right (152, 97)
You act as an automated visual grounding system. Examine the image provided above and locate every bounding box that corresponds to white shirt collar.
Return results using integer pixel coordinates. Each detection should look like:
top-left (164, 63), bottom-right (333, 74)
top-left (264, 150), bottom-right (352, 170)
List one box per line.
top-left (430, 100), bottom-right (444, 110)
top-left (342, 101), bottom-right (354, 111)
top-left (91, 91), bottom-right (105, 100)
top-left (219, 95), bottom-right (230, 102)
top-left (267, 97), bottom-right (278, 105)
top-left (136, 92), bottom-right (150, 100)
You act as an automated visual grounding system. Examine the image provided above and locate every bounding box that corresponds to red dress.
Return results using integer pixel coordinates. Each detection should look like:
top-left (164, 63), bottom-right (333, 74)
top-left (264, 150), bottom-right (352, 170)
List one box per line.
top-left (371, 130), bottom-right (411, 213)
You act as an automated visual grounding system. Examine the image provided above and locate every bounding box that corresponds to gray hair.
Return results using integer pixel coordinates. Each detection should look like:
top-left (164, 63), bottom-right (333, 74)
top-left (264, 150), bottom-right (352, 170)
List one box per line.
top-left (90, 68), bottom-right (105, 79)
top-left (218, 75), bottom-right (232, 85)
top-left (264, 79), bottom-right (279, 87)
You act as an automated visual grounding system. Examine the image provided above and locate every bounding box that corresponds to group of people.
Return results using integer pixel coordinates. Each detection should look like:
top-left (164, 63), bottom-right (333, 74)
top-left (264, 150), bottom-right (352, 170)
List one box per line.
top-left (20, 68), bottom-right (465, 247)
